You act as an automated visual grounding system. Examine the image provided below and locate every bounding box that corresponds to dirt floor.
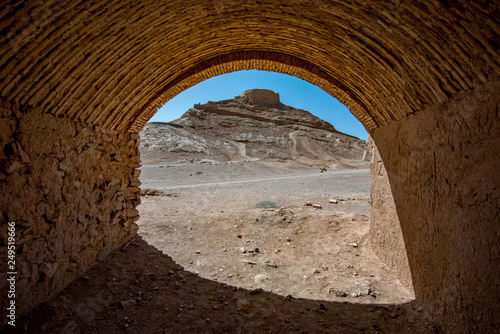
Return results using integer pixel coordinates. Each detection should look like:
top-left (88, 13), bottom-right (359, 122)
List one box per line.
top-left (137, 160), bottom-right (410, 305)
top-left (9, 160), bottom-right (440, 333)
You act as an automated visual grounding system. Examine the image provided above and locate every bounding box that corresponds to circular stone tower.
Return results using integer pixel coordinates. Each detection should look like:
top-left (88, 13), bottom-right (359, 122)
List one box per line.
top-left (240, 89), bottom-right (280, 104)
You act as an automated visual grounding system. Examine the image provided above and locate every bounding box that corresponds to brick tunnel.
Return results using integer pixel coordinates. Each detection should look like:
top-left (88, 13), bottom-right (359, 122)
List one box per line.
top-left (0, 1), bottom-right (499, 332)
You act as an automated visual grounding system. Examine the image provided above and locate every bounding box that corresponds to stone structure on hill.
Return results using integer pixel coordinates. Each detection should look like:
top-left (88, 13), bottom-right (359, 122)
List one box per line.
top-left (139, 90), bottom-right (369, 165)
top-left (240, 89), bottom-right (281, 105)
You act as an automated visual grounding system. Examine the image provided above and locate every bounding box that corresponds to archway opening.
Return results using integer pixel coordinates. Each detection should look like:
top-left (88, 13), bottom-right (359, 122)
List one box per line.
top-left (136, 70), bottom-right (413, 304)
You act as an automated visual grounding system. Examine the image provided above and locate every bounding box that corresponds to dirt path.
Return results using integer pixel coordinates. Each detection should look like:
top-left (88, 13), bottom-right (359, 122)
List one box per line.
top-left (289, 131), bottom-right (300, 157)
top-left (234, 141), bottom-right (260, 162)
top-left (144, 168), bottom-right (368, 191)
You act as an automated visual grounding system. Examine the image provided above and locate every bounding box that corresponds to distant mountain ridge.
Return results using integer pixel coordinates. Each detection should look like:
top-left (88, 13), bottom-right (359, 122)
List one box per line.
top-left (139, 89), bottom-right (369, 165)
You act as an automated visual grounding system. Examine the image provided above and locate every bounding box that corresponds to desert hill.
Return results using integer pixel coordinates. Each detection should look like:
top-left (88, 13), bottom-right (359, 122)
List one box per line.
top-left (139, 89), bottom-right (369, 167)
top-left (129, 90), bottom-right (415, 325)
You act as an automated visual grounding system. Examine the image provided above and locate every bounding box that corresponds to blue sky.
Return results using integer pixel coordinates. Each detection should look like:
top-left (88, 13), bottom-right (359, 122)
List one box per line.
top-left (148, 70), bottom-right (368, 140)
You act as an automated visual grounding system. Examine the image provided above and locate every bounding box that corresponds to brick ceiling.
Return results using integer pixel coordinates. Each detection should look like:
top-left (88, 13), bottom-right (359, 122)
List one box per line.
top-left (0, 1), bottom-right (498, 132)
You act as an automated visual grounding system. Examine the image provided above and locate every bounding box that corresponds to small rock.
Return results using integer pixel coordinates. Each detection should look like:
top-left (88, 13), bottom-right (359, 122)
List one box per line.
top-left (286, 237), bottom-right (292, 242)
top-left (195, 250), bottom-right (201, 254)
top-left (119, 299), bottom-right (136, 308)
top-left (240, 247), bottom-right (246, 253)
top-left (352, 285), bottom-right (371, 297)
top-left (313, 269), bottom-right (321, 274)
top-left (312, 204), bottom-right (322, 209)
top-left (6, 161), bottom-right (21, 174)
top-left (305, 201), bottom-right (312, 206)
top-left (329, 199), bottom-right (338, 204)
top-left (39, 262), bottom-right (59, 281)
top-left (80, 275), bottom-right (90, 281)
top-left (351, 242), bottom-right (358, 247)
top-left (237, 298), bottom-right (250, 312)
top-left (254, 274), bottom-right (269, 283)
top-left (329, 288), bottom-right (347, 297)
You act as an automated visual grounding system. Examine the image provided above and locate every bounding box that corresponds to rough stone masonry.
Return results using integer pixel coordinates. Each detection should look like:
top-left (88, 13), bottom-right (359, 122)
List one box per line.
top-left (0, 100), bottom-right (140, 318)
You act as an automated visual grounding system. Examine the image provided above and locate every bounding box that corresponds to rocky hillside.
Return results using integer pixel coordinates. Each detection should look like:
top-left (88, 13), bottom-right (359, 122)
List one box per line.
top-left (139, 89), bottom-right (369, 165)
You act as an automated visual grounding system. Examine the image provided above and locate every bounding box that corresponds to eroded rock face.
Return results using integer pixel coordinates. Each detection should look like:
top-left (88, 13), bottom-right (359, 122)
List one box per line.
top-left (140, 91), bottom-right (368, 164)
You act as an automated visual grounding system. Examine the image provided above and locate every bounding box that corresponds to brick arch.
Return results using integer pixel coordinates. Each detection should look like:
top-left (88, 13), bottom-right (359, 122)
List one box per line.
top-left (129, 51), bottom-right (377, 133)
top-left (0, 1), bottom-right (497, 133)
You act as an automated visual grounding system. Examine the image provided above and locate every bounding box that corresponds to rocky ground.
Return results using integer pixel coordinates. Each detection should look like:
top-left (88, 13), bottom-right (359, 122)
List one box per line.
top-left (138, 160), bottom-right (408, 305)
top-left (11, 237), bottom-right (437, 334)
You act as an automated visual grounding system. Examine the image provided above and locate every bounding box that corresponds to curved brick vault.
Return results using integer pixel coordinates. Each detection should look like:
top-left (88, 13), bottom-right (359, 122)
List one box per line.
top-left (0, 1), bottom-right (499, 333)
top-left (1, 1), bottom-right (498, 132)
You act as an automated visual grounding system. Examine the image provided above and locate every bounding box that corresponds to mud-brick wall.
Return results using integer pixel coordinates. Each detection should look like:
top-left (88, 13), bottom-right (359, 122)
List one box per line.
top-left (0, 100), bottom-right (141, 319)
top-left (371, 80), bottom-right (500, 333)
top-left (367, 138), bottom-right (413, 294)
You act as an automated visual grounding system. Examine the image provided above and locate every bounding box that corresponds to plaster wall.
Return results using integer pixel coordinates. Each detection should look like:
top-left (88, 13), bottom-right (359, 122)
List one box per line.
top-left (371, 80), bottom-right (500, 333)
top-left (0, 101), bottom-right (140, 319)
top-left (368, 138), bottom-right (413, 293)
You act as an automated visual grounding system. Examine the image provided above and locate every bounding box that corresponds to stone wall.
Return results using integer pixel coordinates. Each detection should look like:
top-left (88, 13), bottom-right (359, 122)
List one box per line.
top-left (371, 79), bottom-right (500, 333)
top-left (367, 138), bottom-right (413, 293)
top-left (0, 100), bottom-right (140, 319)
